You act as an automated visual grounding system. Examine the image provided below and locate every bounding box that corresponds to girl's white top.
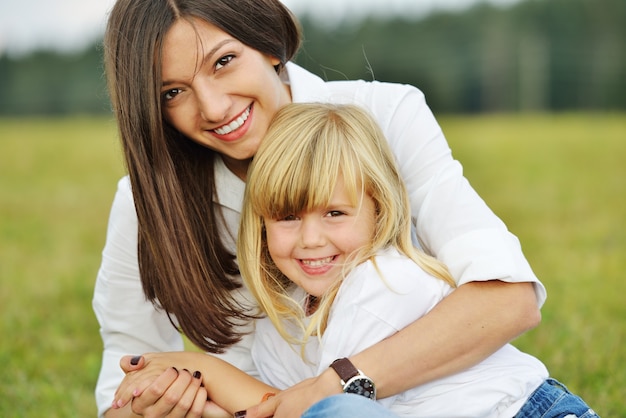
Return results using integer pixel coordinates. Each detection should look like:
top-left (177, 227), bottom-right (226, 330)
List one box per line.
top-left (252, 247), bottom-right (549, 417)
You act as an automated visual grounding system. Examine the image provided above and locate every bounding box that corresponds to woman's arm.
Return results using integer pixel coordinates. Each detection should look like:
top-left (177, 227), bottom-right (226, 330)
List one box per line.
top-left (353, 280), bottom-right (540, 396)
top-left (247, 280), bottom-right (539, 418)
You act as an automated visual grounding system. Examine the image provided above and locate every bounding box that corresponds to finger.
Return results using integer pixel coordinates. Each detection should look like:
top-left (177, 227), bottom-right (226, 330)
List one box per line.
top-left (245, 397), bottom-right (277, 418)
top-left (137, 367), bottom-right (197, 417)
top-left (130, 367), bottom-right (180, 415)
top-left (202, 399), bottom-right (232, 418)
top-left (120, 354), bottom-right (145, 373)
top-left (185, 374), bottom-right (208, 418)
top-left (168, 370), bottom-right (202, 417)
top-left (113, 361), bottom-right (170, 409)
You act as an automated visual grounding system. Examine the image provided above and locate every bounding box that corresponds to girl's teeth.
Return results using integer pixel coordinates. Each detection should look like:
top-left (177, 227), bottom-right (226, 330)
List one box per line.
top-left (302, 256), bottom-right (334, 267)
top-left (214, 107), bottom-right (250, 135)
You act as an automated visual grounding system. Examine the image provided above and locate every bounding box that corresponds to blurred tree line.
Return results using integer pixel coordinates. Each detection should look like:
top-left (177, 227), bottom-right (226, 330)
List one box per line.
top-left (0, 0), bottom-right (624, 116)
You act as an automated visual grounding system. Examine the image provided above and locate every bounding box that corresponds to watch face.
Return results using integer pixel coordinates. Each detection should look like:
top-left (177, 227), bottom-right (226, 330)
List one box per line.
top-left (345, 377), bottom-right (376, 400)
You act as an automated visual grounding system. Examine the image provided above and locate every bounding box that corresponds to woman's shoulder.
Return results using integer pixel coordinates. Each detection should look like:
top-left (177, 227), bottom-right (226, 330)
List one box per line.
top-left (287, 62), bottom-right (426, 113)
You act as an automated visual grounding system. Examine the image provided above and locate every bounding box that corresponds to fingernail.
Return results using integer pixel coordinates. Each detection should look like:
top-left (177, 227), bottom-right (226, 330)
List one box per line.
top-left (193, 370), bottom-right (202, 379)
top-left (172, 366), bottom-right (179, 374)
top-left (130, 356), bottom-right (141, 366)
top-left (234, 411), bottom-right (246, 418)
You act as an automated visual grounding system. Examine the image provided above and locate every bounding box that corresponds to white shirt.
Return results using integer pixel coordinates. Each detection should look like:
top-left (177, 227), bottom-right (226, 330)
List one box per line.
top-left (92, 63), bottom-right (546, 416)
top-left (252, 248), bottom-right (549, 417)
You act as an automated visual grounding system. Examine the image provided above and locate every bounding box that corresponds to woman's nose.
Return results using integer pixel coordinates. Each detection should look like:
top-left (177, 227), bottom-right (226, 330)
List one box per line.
top-left (196, 84), bottom-right (230, 123)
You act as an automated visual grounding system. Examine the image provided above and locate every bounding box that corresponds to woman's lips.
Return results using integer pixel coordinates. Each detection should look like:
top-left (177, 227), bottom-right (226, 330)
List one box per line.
top-left (210, 105), bottom-right (252, 141)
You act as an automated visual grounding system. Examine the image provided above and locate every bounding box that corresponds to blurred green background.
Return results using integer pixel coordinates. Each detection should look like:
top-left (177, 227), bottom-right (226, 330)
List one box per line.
top-left (1, 0), bottom-right (624, 416)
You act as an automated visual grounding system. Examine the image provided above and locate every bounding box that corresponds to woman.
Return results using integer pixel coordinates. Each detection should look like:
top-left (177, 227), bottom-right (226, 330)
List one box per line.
top-left (94, 0), bottom-right (544, 417)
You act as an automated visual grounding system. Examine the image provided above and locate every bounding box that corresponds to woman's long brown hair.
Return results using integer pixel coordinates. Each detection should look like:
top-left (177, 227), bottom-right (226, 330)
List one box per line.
top-left (103, 0), bottom-right (301, 352)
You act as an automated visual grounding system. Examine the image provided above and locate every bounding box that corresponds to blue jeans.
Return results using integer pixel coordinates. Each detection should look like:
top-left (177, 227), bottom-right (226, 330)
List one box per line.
top-left (302, 394), bottom-right (399, 418)
top-left (514, 378), bottom-right (599, 418)
top-left (301, 379), bottom-right (598, 418)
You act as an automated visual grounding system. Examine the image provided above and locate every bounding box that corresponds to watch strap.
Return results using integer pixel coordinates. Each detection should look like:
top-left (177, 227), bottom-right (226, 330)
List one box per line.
top-left (330, 357), bottom-right (360, 385)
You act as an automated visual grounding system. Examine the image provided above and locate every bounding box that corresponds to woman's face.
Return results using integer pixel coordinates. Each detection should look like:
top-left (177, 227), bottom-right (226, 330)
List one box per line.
top-left (160, 18), bottom-right (292, 178)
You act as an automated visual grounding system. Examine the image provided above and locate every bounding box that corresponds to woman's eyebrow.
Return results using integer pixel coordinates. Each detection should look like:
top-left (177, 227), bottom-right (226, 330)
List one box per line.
top-left (161, 39), bottom-right (236, 86)
top-left (200, 38), bottom-right (237, 68)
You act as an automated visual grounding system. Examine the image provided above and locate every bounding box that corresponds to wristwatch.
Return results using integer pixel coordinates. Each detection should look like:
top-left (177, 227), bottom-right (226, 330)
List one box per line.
top-left (329, 358), bottom-right (376, 400)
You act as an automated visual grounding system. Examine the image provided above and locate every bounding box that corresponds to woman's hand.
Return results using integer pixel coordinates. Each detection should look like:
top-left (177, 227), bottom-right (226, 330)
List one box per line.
top-left (110, 353), bottom-right (212, 417)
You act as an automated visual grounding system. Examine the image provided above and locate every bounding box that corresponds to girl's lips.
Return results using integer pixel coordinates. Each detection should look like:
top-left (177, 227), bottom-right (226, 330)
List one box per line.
top-left (298, 255), bottom-right (337, 275)
top-left (210, 105), bottom-right (252, 142)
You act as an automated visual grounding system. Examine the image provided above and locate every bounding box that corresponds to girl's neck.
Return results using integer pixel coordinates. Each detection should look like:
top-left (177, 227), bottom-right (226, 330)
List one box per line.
top-left (305, 294), bottom-right (319, 316)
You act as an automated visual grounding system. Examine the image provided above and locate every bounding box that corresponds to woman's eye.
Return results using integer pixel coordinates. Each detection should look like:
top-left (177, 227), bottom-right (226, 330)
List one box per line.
top-left (162, 88), bottom-right (182, 101)
top-left (215, 55), bottom-right (234, 70)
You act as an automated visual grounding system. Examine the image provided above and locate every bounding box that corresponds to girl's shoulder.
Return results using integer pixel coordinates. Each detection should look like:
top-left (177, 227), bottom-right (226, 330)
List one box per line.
top-left (341, 248), bottom-right (453, 303)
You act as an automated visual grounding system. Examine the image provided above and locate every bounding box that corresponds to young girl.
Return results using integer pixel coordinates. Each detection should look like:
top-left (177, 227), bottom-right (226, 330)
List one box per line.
top-left (96, 0), bottom-right (545, 416)
top-left (113, 103), bottom-right (597, 418)
top-left (239, 103), bottom-right (596, 417)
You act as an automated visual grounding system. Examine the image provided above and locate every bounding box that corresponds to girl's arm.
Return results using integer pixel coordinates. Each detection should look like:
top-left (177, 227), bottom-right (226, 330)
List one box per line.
top-left (113, 352), bottom-right (276, 415)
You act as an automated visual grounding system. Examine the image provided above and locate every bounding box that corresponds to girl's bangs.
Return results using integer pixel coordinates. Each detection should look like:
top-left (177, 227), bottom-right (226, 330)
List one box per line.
top-left (252, 131), bottom-right (362, 220)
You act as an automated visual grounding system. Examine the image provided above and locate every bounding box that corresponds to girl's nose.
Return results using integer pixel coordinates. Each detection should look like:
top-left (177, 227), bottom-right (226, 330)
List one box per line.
top-left (300, 217), bottom-right (325, 248)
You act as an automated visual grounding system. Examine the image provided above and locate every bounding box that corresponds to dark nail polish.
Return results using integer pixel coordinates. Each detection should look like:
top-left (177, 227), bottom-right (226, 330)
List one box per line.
top-left (193, 370), bottom-right (202, 379)
top-left (172, 366), bottom-right (178, 374)
top-left (234, 411), bottom-right (246, 418)
top-left (130, 356), bottom-right (141, 366)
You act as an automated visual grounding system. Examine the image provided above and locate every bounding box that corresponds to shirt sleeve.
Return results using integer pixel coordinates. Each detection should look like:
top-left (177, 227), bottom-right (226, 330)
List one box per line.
top-left (92, 177), bottom-right (185, 417)
top-left (357, 82), bottom-right (546, 307)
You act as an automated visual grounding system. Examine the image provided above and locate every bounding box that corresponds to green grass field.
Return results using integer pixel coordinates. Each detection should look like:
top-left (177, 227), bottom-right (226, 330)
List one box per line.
top-left (1, 113), bottom-right (624, 416)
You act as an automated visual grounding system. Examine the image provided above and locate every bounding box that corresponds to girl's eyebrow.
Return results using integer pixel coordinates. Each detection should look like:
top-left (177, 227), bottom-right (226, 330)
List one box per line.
top-left (161, 38), bottom-right (236, 87)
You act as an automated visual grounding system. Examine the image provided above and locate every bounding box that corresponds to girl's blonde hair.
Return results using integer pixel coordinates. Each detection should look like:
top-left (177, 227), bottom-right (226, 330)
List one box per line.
top-left (238, 103), bottom-right (454, 348)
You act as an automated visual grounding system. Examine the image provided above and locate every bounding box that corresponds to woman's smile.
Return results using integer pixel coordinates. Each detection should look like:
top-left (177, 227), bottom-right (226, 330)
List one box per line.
top-left (211, 104), bottom-right (252, 140)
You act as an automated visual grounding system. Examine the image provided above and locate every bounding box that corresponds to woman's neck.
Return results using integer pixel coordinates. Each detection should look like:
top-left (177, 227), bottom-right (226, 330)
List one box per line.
top-left (222, 156), bottom-right (252, 181)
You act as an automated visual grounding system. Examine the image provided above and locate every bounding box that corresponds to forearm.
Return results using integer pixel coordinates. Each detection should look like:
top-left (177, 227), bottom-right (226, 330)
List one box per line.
top-left (350, 280), bottom-right (540, 398)
top-left (150, 352), bottom-right (276, 413)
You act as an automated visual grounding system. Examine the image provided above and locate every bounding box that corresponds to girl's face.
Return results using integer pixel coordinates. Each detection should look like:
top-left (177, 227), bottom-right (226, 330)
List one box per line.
top-left (160, 18), bottom-right (292, 179)
top-left (264, 175), bottom-right (377, 298)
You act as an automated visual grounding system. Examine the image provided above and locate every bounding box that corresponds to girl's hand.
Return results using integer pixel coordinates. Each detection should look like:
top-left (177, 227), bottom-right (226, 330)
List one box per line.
top-left (245, 370), bottom-right (339, 418)
top-left (111, 354), bottom-right (208, 417)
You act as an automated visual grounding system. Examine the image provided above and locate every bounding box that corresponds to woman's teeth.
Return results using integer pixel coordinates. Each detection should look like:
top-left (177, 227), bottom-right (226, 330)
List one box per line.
top-left (214, 107), bottom-right (250, 135)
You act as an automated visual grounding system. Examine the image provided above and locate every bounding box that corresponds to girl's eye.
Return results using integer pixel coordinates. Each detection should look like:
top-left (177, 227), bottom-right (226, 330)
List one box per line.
top-left (280, 214), bottom-right (298, 222)
top-left (327, 210), bottom-right (345, 217)
top-left (215, 55), bottom-right (234, 70)
top-left (162, 88), bottom-right (182, 101)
